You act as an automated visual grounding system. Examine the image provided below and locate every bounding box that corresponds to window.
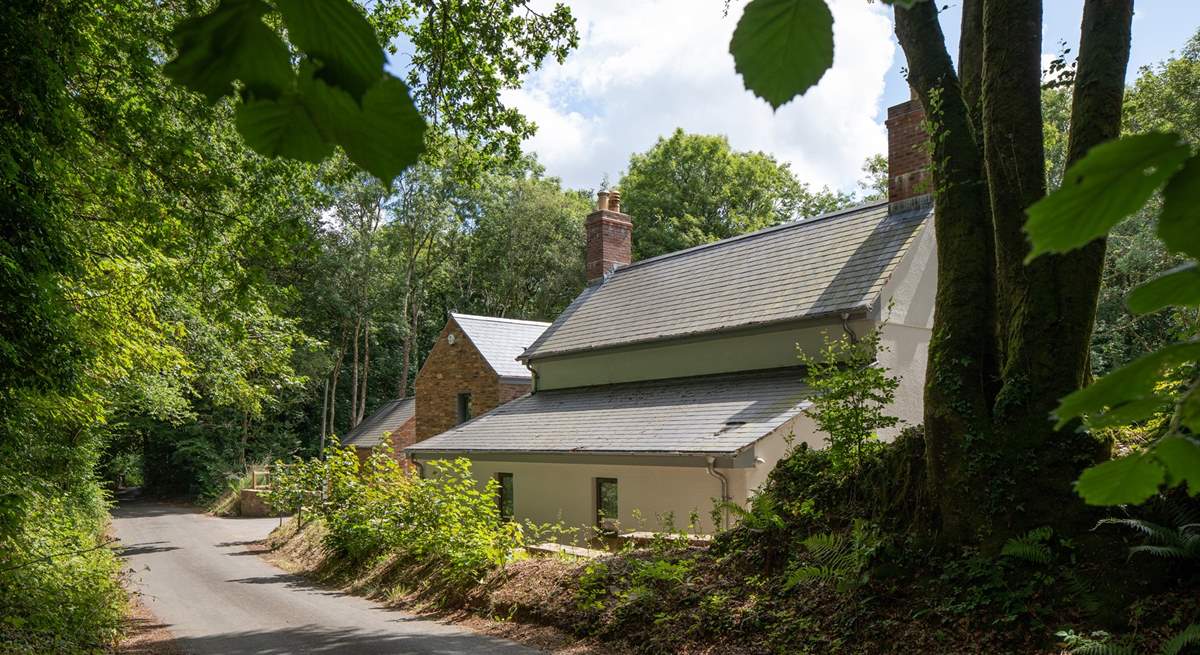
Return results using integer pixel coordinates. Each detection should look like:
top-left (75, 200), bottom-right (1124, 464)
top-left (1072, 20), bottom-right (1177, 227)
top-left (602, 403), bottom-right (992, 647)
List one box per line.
top-left (595, 477), bottom-right (618, 530)
top-left (456, 392), bottom-right (472, 424)
top-left (496, 473), bottom-right (514, 521)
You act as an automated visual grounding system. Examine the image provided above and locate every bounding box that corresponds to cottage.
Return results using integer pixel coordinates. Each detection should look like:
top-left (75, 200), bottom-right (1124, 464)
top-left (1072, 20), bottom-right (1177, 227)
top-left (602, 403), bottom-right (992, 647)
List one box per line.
top-left (407, 98), bottom-right (937, 537)
top-left (414, 313), bottom-right (550, 441)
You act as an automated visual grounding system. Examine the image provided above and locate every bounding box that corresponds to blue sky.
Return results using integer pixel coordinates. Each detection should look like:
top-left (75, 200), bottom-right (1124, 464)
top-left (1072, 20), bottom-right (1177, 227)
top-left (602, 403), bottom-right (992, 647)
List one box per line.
top-left (391, 1), bottom-right (1200, 195)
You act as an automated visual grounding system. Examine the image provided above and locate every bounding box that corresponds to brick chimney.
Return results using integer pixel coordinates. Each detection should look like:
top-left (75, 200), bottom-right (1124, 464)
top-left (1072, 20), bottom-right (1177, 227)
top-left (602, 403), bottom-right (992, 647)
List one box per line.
top-left (586, 190), bottom-right (632, 283)
top-left (885, 93), bottom-right (931, 208)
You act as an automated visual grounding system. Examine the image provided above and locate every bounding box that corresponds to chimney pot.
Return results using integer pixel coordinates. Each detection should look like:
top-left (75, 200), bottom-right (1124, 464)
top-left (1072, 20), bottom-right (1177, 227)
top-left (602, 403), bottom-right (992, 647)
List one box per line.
top-left (608, 190), bottom-right (621, 213)
top-left (596, 190), bottom-right (610, 211)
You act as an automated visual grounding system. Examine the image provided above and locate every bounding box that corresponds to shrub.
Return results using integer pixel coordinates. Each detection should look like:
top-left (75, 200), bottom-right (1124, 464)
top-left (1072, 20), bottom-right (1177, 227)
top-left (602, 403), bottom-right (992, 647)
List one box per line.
top-left (264, 445), bottom-right (524, 586)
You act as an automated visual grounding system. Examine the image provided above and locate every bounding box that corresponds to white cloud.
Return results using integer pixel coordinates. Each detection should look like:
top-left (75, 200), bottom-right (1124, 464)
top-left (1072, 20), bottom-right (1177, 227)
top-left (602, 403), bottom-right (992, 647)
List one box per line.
top-left (505, 0), bottom-right (896, 193)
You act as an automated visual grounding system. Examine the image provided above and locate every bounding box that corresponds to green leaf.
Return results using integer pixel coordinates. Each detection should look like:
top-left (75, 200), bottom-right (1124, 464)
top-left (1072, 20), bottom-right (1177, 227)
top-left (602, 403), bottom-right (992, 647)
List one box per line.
top-left (730, 0), bottom-right (834, 110)
top-left (344, 76), bottom-right (427, 181)
top-left (1127, 263), bottom-right (1200, 315)
top-left (276, 0), bottom-right (384, 101)
top-left (1075, 454), bottom-right (1165, 506)
top-left (1025, 133), bottom-right (1190, 261)
top-left (882, 0), bottom-right (925, 7)
top-left (1154, 436), bottom-right (1200, 495)
top-left (1054, 341), bottom-right (1200, 429)
top-left (300, 71), bottom-right (426, 182)
top-left (1159, 153), bottom-right (1200, 259)
top-left (163, 0), bottom-right (293, 103)
top-left (235, 96), bottom-right (333, 163)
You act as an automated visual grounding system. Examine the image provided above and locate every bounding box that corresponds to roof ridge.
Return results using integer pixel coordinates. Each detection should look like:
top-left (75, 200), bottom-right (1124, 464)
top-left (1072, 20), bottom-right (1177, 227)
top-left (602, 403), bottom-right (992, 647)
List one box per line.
top-left (451, 312), bottom-right (552, 327)
top-left (613, 198), bottom-right (887, 273)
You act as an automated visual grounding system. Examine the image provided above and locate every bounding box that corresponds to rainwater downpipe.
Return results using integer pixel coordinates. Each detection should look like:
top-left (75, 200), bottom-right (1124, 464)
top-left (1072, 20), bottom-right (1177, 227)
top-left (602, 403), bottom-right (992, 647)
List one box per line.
top-left (706, 456), bottom-right (731, 530)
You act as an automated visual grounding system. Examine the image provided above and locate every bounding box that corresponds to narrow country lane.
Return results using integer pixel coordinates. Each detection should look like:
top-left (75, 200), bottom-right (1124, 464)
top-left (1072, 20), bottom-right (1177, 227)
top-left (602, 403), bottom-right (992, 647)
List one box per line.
top-left (112, 500), bottom-right (539, 655)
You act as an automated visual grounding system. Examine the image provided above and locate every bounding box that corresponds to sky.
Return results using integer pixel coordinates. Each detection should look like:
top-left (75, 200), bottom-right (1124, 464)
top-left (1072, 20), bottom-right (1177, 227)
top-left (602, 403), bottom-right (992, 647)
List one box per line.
top-left (389, 1), bottom-right (1200, 195)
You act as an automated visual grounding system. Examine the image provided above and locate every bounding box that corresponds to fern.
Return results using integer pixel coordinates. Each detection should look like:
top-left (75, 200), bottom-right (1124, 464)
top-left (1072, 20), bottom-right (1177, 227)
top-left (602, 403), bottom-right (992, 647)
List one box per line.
top-left (784, 520), bottom-right (880, 593)
top-left (1097, 516), bottom-right (1200, 560)
top-left (1001, 526), bottom-right (1054, 564)
top-left (1061, 625), bottom-right (1200, 655)
top-left (1162, 624), bottom-right (1200, 655)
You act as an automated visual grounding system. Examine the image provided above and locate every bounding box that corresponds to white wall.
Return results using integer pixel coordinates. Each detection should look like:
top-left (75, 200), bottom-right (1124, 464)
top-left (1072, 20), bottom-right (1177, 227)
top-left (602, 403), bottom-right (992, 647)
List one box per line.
top-left (465, 458), bottom-right (731, 541)
top-left (876, 220), bottom-right (937, 436)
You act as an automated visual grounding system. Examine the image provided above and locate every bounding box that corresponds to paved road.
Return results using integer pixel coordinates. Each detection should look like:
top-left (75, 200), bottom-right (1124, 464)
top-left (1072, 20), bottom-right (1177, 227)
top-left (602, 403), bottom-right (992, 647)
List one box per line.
top-left (112, 500), bottom-right (538, 654)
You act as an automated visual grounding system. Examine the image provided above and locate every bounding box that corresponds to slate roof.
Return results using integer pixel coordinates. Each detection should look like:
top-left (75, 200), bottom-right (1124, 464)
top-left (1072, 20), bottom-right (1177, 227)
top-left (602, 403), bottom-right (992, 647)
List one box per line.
top-left (406, 369), bottom-right (810, 457)
top-left (522, 200), bottom-right (931, 361)
top-left (451, 313), bottom-right (550, 379)
top-left (342, 398), bottom-right (415, 448)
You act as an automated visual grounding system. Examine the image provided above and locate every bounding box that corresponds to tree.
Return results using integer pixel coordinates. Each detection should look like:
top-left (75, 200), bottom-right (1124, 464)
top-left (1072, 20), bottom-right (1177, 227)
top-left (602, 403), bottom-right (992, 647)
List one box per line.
top-left (619, 129), bottom-right (852, 259)
top-left (727, 0), bottom-right (1136, 541)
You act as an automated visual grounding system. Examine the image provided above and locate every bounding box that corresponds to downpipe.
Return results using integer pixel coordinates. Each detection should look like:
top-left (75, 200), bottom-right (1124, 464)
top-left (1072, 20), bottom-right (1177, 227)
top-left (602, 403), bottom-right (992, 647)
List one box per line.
top-left (706, 456), bottom-right (731, 530)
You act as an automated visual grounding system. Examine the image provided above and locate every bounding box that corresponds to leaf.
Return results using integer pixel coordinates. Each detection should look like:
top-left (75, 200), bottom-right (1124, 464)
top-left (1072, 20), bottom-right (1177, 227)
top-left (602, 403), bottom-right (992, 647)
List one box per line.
top-left (235, 96), bottom-right (333, 163)
top-left (300, 71), bottom-right (426, 182)
top-left (1054, 342), bottom-right (1200, 429)
top-left (344, 76), bottom-right (427, 181)
top-left (730, 0), bottom-right (834, 110)
top-left (276, 0), bottom-right (384, 101)
top-left (1075, 454), bottom-right (1165, 506)
top-left (1025, 133), bottom-right (1190, 261)
top-left (163, 0), bottom-right (293, 103)
top-left (881, 0), bottom-right (925, 7)
top-left (1154, 436), bottom-right (1200, 495)
top-left (1159, 154), bottom-right (1200, 259)
top-left (1127, 263), bottom-right (1200, 315)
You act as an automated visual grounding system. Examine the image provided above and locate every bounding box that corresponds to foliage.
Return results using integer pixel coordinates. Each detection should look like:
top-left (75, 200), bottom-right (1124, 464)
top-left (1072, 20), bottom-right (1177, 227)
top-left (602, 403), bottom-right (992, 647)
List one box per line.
top-left (370, 0), bottom-right (577, 165)
top-left (266, 447), bottom-right (524, 585)
top-left (783, 519), bottom-right (882, 593)
top-left (1024, 31), bottom-right (1200, 509)
top-left (618, 129), bottom-right (853, 259)
top-left (1096, 505), bottom-right (1200, 561)
top-left (729, 0), bottom-right (833, 110)
top-left (1060, 624), bottom-right (1200, 655)
top-left (796, 328), bottom-right (901, 475)
top-left (165, 0), bottom-right (426, 180)
top-left (1000, 526), bottom-right (1055, 565)
top-left (0, 491), bottom-right (124, 652)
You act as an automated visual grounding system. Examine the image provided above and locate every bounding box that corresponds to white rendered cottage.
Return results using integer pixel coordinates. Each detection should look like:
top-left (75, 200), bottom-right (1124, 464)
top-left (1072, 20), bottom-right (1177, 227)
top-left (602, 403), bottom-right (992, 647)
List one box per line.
top-left (407, 98), bottom-right (937, 537)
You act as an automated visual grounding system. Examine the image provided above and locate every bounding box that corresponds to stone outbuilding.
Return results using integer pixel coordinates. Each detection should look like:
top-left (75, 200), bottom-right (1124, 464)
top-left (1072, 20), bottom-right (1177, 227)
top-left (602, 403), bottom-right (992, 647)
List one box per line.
top-left (341, 397), bottom-right (416, 462)
top-left (414, 313), bottom-right (550, 443)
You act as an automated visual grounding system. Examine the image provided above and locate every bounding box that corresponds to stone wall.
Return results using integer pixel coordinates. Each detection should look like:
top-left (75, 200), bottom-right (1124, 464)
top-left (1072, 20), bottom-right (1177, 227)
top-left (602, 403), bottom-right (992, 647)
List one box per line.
top-left (415, 319), bottom-right (504, 442)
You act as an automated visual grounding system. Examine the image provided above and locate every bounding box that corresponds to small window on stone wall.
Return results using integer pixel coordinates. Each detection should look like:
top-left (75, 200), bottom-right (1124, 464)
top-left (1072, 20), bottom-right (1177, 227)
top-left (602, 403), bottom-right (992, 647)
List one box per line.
top-left (456, 392), bottom-right (472, 424)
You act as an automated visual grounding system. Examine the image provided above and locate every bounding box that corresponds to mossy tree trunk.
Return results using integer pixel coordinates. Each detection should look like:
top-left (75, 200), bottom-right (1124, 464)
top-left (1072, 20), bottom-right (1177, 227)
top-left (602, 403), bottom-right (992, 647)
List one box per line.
top-left (894, 0), bottom-right (1134, 542)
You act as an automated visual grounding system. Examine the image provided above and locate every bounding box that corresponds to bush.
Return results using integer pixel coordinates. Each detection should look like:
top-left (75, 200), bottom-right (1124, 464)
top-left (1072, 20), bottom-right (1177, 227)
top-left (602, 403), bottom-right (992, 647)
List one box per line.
top-left (0, 486), bottom-right (125, 654)
top-left (264, 445), bottom-right (524, 586)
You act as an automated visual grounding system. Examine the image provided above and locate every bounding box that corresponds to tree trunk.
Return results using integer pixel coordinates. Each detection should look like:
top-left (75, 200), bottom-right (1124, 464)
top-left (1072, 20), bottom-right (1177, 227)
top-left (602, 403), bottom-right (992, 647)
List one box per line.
top-left (894, 0), bottom-right (1134, 541)
top-left (328, 331), bottom-right (346, 442)
top-left (895, 0), bottom-right (999, 541)
top-left (350, 315), bottom-right (360, 428)
top-left (357, 318), bottom-right (370, 424)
